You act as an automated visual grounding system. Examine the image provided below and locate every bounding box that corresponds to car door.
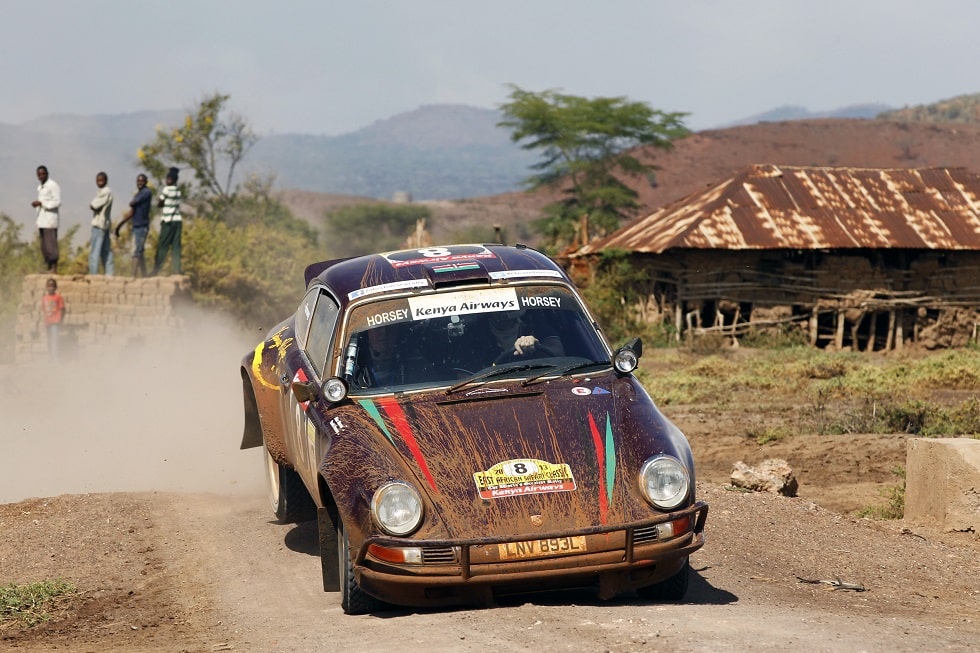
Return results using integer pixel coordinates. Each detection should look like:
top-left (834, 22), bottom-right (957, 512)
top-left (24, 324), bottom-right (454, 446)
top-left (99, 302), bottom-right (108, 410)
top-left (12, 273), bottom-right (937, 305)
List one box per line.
top-left (288, 286), bottom-right (341, 498)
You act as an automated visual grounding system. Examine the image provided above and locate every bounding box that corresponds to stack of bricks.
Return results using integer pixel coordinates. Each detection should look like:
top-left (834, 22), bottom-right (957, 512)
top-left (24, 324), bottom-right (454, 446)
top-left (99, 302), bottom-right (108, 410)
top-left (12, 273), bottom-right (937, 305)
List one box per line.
top-left (16, 274), bottom-right (192, 362)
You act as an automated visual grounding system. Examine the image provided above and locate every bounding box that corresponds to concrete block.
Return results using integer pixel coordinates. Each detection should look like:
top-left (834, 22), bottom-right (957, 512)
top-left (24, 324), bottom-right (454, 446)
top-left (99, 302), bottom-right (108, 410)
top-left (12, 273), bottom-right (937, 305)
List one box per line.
top-left (905, 438), bottom-right (980, 534)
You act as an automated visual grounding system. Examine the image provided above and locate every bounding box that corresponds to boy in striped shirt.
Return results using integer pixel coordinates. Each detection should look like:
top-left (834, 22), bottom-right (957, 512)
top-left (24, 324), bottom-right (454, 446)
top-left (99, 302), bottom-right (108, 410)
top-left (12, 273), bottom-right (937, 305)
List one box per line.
top-left (153, 167), bottom-right (182, 275)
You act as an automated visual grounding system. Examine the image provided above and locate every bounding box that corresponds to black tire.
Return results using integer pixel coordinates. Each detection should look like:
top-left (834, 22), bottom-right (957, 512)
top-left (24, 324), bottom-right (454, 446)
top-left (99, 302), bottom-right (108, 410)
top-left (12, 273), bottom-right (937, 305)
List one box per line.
top-left (338, 521), bottom-right (387, 615)
top-left (637, 557), bottom-right (690, 602)
top-left (264, 443), bottom-right (316, 523)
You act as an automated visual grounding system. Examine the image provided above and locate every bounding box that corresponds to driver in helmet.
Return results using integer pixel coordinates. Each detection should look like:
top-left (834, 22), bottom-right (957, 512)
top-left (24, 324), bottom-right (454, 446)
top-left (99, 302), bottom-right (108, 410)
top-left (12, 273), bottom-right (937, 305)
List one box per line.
top-left (487, 308), bottom-right (564, 361)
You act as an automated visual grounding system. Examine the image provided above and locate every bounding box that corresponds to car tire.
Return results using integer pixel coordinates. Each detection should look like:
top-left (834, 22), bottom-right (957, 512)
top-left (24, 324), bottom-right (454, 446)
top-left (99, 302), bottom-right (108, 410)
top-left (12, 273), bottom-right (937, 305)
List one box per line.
top-left (338, 520), bottom-right (387, 615)
top-left (264, 443), bottom-right (316, 523)
top-left (636, 557), bottom-right (690, 602)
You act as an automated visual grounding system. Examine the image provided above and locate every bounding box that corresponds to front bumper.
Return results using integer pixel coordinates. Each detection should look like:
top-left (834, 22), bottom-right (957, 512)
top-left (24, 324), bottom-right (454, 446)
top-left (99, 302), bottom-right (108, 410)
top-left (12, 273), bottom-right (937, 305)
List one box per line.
top-left (355, 501), bottom-right (708, 607)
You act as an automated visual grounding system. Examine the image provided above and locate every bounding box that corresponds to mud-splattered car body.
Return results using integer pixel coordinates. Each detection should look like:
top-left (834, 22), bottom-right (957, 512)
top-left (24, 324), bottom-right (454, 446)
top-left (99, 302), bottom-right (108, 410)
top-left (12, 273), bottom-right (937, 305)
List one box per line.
top-left (240, 244), bottom-right (707, 614)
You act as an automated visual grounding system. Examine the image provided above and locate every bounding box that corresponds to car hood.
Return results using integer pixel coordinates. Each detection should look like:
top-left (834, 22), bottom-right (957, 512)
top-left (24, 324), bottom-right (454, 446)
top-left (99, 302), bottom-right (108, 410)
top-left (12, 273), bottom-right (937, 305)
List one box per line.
top-left (327, 372), bottom-right (693, 541)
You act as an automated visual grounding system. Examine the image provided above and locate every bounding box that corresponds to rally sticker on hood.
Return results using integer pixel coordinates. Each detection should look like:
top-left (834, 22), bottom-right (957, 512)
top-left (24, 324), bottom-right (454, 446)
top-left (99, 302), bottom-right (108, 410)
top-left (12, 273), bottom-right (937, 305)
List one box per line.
top-left (474, 458), bottom-right (576, 499)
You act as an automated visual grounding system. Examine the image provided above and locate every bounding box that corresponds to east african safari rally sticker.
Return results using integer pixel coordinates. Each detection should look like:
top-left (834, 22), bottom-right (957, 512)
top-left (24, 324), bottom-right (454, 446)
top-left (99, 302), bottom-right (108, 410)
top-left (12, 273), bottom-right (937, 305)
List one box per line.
top-left (474, 459), bottom-right (576, 499)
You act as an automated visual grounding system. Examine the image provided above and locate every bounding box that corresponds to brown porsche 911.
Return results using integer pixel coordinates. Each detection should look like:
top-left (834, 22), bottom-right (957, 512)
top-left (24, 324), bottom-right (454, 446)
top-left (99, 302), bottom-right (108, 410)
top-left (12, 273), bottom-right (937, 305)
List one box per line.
top-left (240, 244), bottom-right (707, 614)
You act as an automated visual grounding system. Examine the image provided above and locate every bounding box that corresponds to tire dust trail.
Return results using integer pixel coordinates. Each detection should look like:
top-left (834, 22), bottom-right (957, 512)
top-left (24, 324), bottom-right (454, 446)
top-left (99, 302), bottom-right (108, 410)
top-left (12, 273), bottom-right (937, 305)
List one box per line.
top-left (0, 310), bottom-right (264, 503)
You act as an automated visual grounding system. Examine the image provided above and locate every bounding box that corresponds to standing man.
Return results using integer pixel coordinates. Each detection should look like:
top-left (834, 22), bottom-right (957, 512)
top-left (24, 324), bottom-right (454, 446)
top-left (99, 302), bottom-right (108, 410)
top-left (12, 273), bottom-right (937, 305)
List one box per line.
top-left (88, 171), bottom-right (114, 275)
top-left (31, 165), bottom-right (61, 273)
top-left (115, 173), bottom-right (153, 277)
top-left (153, 167), bottom-right (182, 275)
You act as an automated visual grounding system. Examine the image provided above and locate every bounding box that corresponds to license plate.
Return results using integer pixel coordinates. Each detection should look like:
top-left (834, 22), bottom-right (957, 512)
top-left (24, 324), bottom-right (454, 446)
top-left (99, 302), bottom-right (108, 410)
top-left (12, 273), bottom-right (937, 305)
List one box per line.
top-left (497, 536), bottom-right (587, 560)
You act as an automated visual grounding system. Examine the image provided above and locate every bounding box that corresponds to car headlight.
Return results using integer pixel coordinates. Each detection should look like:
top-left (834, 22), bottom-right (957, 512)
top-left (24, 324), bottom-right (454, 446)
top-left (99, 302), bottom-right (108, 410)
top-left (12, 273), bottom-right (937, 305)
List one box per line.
top-left (372, 482), bottom-right (423, 536)
top-left (639, 455), bottom-right (690, 510)
top-left (323, 377), bottom-right (348, 403)
top-left (614, 347), bottom-right (639, 373)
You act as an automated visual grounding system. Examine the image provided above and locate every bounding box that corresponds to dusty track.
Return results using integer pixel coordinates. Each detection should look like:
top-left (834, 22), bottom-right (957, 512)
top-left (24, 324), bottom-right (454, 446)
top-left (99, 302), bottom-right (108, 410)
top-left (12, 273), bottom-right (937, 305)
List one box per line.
top-left (2, 320), bottom-right (978, 652)
top-left (2, 484), bottom-right (978, 652)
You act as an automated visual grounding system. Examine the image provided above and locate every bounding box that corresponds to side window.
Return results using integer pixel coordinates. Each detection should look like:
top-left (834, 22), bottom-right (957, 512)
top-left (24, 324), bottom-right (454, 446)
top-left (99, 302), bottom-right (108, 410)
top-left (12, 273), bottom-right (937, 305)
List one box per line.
top-left (305, 291), bottom-right (340, 378)
top-left (295, 288), bottom-right (319, 350)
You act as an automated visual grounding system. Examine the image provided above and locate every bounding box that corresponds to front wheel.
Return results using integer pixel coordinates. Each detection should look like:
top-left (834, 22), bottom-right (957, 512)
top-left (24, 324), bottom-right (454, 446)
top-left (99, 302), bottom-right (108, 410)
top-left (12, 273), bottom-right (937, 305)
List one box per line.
top-left (264, 443), bottom-right (316, 523)
top-left (338, 520), bottom-right (387, 615)
top-left (636, 557), bottom-right (690, 602)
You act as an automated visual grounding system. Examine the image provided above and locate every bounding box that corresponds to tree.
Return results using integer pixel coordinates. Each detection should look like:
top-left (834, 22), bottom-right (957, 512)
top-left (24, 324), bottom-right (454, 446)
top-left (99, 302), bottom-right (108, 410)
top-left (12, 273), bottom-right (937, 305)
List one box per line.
top-left (498, 86), bottom-right (689, 249)
top-left (137, 92), bottom-right (258, 207)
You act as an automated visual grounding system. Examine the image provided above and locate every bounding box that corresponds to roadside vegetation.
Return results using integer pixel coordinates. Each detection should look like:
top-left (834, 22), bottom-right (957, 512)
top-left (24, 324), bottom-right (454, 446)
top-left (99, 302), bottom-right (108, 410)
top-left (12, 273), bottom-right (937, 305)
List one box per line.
top-left (856, 466), bottom-right (907, 520)
top-left (633, 341), bottom-right (980, 520)
top-left (636, 344), bottom-right (980, 438)
top-left (0, 579), bottom-right (77, 630)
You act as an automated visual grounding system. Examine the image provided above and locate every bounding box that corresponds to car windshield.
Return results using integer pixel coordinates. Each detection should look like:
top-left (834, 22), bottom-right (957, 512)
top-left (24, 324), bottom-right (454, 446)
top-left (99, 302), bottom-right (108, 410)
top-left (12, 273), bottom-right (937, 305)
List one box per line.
top-left (340, 284), bottom-right (610, 393)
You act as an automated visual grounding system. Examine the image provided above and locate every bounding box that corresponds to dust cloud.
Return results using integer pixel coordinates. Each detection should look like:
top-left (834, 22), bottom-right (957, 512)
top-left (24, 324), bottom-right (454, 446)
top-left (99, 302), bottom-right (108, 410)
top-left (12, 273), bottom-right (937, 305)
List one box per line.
top-left (0, 307), bottom-right (267, 504)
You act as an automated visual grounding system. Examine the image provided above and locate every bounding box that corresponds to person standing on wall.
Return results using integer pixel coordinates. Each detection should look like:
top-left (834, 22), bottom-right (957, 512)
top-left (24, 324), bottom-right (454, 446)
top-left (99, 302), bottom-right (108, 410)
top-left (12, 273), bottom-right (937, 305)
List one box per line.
top-left (153, 167), bottom-right (182, 275)
top-left (31, 165), bottom-right (61, 273)
top-left (115, 173), bottom-right (153, 277)
top-left (88, 171), bottom-right (114, 275)
top-left (41, 277), bottom-right (65, 360)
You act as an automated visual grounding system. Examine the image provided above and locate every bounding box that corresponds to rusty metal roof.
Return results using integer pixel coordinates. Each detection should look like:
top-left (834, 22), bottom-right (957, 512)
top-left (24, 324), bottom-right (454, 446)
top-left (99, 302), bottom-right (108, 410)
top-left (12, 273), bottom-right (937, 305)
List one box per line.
top-left (575, 164), bottom-right (980, 255)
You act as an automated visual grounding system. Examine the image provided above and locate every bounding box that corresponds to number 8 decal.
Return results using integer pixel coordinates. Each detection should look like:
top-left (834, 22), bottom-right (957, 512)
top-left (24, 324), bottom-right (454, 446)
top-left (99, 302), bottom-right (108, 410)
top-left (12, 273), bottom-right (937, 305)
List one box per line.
top-left (417, 247), bottom-right (453, 258)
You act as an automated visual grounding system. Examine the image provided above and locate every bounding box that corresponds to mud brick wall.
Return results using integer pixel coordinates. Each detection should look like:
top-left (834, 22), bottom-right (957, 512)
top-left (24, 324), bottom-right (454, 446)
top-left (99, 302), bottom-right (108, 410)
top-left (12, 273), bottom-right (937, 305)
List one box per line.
top-left (16, 274), bottom-right (192, 362)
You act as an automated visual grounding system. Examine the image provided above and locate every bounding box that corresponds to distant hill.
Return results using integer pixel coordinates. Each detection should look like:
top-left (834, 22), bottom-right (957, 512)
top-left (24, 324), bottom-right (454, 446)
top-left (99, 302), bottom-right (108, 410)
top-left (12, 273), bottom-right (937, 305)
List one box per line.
top-left (5, 94), bottom-right (980, 240)
top-left (723, 103), bottom-right (892, 126)
top-left (250, 105), bottom-right (536, 201)
top-left (878, 93), bottom-right (980, 123)
top-left (0, 105), bottom-right (536, 231)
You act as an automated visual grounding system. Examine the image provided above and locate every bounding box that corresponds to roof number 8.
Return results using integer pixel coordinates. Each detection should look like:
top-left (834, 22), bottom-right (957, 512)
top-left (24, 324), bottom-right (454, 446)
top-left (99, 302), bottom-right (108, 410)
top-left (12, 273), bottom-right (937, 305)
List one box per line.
top-left (417, 247), bottom-right (453, 258)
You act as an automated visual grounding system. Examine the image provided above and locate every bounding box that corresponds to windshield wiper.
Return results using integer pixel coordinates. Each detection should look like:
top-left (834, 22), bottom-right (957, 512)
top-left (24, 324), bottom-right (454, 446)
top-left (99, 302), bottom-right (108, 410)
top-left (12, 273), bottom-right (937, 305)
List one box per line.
top-left (446, 363), bottom-right (555, 395)
top-left (521, 360), bottom-right (610, 386)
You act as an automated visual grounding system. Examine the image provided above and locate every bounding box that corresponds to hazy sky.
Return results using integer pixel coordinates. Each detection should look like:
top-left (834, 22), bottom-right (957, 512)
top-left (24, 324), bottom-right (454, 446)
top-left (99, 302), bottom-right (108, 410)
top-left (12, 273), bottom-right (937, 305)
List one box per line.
top-left (3, 1), bottom-right (979, 135)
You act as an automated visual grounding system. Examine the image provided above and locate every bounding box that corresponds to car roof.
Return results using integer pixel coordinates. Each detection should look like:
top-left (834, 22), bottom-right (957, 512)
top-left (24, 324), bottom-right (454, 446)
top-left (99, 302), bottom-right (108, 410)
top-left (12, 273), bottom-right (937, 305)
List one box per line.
top-left (305, 244), bottom-right (573, 306)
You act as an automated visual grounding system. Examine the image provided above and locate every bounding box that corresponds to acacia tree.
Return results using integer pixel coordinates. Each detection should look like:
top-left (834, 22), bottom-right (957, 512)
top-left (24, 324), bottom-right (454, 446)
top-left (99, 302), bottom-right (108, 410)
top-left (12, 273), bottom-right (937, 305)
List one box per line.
top-left (137, 92), bottom-right (258, 206)
top-left (498, 86), bottom-right (688, 248)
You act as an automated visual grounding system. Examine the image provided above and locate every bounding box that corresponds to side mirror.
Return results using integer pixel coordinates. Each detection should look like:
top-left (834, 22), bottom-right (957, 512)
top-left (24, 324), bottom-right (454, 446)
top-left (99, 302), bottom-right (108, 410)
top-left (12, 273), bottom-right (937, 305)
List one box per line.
top-left (613, 337), bottom-right (643, 374)
top-left (291, 380), bottom-right (319, 404)
top-left (292, 377), bottom-right (349, 405)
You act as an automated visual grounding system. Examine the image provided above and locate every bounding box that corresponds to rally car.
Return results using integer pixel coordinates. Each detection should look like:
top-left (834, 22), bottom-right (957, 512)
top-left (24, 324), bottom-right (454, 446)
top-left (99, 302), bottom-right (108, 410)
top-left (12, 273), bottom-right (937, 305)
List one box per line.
top-left (240, 244), bottom-right (707, 614)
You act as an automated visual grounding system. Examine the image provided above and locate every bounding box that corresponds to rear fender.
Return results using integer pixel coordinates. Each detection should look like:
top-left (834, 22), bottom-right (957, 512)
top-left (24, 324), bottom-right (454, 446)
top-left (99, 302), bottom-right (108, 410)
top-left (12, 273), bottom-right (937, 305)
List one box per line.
top-left (240, 363), bottom-right (287, 463)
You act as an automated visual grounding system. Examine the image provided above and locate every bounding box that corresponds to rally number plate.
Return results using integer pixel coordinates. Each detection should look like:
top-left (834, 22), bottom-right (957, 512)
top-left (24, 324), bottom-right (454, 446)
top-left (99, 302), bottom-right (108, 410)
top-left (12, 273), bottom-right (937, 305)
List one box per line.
top-left (497, 536), bottom-right (587, 560)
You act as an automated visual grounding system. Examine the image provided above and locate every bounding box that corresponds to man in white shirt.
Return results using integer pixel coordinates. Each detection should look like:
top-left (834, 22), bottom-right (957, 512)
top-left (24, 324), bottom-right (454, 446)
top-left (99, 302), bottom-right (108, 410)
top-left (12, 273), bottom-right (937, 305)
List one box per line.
top-left (32, 165), bottom-right (61, 273)
top-left (88, 171), bottom-right (114, 275)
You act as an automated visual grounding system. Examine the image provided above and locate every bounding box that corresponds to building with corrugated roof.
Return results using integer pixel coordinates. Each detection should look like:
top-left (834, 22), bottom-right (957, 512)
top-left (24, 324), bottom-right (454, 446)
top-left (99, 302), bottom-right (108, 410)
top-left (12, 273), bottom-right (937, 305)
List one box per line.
top-left (571, 164), bottom-right (980, 350)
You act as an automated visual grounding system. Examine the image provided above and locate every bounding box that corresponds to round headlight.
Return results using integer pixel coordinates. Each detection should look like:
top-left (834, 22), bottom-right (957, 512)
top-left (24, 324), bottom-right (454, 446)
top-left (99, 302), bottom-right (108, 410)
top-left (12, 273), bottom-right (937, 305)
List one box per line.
top-left (614, 348), bottom-right (639, 373)
top-left (639, 455), bottom-right (690, 510)
top-left (372, 482), bottom-right (423, 536)
top-left (323, 377), bottom-right (348, 403)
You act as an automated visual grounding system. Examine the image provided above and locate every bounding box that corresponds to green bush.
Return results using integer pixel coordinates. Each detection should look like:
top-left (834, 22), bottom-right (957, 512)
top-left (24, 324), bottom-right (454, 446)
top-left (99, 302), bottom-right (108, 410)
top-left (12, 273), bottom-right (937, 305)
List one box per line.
top-left (323, 203), bottom-right (431, 258)
top-left (857, 467), bottom-right (905, 520)
top-left (183, 202), bottom-right (319, 328)
top-left (578, 249), bottom-right (650, 346)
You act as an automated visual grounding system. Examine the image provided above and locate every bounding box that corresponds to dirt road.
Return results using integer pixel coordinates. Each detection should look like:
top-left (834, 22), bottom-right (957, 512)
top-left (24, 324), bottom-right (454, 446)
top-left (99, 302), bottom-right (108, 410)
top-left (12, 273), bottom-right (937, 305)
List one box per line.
top-left (2, 319), bottom-right (979, 651)
top-left (3, 483), bottom-right (978, 653)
